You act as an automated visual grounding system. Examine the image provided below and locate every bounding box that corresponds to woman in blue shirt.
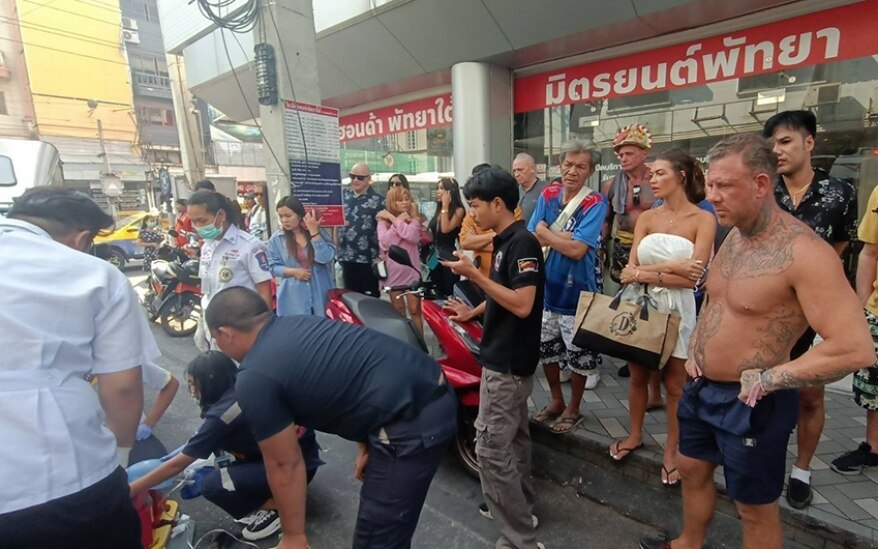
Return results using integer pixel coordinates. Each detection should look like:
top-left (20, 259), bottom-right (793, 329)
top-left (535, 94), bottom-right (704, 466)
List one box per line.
top-left (268, 196), bottom-right (336, 316)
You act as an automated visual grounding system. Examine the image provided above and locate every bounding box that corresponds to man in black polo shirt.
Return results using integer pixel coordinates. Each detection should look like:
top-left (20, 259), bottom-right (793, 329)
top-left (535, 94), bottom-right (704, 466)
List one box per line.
top-left (763, 110), bottom-right (858, 509)
top-left (204, 287), bottom-right (456, 549)
top-left (443, 165), bottom-right (545, 549)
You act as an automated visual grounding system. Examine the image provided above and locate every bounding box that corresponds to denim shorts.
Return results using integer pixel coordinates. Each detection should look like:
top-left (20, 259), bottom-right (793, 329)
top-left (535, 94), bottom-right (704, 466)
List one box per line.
top-left (678, 377), bottom-right (798, 505)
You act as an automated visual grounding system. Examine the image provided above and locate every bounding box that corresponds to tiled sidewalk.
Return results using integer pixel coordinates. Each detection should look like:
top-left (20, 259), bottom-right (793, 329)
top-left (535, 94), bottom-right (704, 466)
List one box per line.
top-left (527, 356), bottom-right (878, 544)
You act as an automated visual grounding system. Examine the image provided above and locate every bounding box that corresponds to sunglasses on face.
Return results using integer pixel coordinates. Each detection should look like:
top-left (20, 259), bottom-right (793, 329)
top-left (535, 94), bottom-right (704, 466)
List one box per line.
top-left (632, 185), bottom-right (641, 206)
top-left (390, 180), bottom-right (404, 187)
top-left (350, 174), bottom-right (369, 181)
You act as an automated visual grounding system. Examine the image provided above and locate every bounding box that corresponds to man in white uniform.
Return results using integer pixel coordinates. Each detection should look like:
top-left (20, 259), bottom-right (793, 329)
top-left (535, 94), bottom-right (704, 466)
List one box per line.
top-left (0, 188), bottom-right (159, 548)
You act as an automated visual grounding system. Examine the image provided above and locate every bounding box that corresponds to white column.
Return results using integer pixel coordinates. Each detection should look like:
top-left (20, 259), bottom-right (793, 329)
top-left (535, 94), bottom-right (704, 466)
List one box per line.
top-left (257, 0), bottom-right (321, 235)
top-left (451, 62), bottom-right (512, 181)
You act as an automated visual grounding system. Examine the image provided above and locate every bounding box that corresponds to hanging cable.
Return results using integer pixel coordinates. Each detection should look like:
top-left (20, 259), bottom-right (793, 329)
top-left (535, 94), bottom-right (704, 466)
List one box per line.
top-left (196, 0), bottom-right (259, 33)
top-left (218, 24), bottom-right (287, 177)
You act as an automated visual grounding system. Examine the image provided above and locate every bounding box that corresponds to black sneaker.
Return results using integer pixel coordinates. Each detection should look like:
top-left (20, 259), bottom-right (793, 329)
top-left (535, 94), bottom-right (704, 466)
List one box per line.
top-left (242, 509), bottom-right (281, 541)
top-left (786, 476), bottom-right (813, 509)
top-left (618, 365), bottom-right (631, 378)
top-left (639, 536), bottom-right (671, 549)
top-left (478, 502), bottom-right (539, 528)
top-left (831, 442), bottom-right (878, 475)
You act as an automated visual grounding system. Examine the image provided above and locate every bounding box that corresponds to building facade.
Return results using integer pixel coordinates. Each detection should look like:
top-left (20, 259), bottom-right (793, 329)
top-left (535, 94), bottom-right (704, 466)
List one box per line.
top-left (160, 0), bottom-right (878, 218)
top-left (13, 0), bottom-right (150, 212)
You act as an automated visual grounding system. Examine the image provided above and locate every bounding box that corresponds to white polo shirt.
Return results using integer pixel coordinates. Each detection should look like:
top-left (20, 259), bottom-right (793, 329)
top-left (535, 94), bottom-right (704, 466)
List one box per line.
top-left (199, 223), bottom-right (272, 308)
top-left (0, 219), bottom-right (160, 514)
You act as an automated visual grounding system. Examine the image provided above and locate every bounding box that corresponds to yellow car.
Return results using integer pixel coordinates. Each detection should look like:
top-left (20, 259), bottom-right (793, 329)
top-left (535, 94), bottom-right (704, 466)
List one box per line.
top-left (94, 212), bottom-right (156, 268)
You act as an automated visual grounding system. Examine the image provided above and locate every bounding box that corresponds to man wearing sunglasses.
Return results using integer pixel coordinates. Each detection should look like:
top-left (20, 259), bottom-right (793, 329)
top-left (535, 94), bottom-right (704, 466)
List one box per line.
top-left (338, 162), bottom-right (385, 297)
top-left (603, 124), bottom-right (655, 379)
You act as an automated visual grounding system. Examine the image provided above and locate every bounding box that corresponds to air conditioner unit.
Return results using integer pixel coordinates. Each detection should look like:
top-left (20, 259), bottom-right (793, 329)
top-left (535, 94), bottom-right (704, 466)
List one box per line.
top-left (121, 17), bottom-right (138, 31)
top-left (122, 29), bottom-right (140, 45)
top-left (803, 83), bottom-right (841, 107)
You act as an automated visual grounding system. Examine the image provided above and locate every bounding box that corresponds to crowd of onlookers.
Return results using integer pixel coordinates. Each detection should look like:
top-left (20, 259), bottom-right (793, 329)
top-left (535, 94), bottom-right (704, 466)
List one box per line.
top-left (6, 108), bottom-right (878, 549)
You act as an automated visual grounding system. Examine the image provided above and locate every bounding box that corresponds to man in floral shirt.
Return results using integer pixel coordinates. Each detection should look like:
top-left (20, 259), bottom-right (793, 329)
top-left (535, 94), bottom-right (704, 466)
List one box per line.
top-left (763, 110), bottom-right (858, 509)
top-left (338, 162), bottom-right (384, 297)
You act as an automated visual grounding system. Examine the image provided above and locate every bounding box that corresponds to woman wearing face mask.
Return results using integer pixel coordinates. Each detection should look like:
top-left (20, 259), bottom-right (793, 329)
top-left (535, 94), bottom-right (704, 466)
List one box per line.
top-left (268, 196), bottom-right (336, 316)
top-left (188, 190), bottom-right (273, 351)
top-left (129, 351), bottom-right (323, 542)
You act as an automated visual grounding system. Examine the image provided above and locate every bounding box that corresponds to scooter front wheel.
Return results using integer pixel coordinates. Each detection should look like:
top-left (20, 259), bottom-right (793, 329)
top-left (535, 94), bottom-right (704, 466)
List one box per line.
top-left (455, 404), bottom-right (480, 479)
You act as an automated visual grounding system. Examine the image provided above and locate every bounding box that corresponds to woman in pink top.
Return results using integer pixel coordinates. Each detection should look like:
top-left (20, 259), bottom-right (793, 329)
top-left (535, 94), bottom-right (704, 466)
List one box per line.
top-left (377, 186), bottom-right (423, 335)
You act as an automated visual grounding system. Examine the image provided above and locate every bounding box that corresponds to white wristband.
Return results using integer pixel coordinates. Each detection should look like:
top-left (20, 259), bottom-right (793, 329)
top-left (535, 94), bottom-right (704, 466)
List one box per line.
top-left (117, 447), bottom-right (132, 468)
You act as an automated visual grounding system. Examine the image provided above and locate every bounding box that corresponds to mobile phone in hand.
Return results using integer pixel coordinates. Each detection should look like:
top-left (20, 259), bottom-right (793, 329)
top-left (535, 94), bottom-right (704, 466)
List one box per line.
top-left (438, 249), bottom-right (458, 262)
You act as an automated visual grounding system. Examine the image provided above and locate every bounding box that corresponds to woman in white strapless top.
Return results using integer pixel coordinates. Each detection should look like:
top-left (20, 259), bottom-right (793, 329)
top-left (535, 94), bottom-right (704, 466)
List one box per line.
top-left (609, 150), bottom-right (717, 487)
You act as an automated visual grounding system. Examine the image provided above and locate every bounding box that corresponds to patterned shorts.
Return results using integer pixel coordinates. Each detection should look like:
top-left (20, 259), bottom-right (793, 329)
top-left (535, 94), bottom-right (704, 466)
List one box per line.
top-left (539, 310), bottom-right (602, 375)
top-left (853, 310), bottom-right (878, 411)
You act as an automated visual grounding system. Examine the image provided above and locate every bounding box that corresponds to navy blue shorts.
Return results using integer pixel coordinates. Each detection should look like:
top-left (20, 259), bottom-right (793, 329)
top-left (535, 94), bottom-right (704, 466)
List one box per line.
top-left (678, 377), bottom-right (798, 505)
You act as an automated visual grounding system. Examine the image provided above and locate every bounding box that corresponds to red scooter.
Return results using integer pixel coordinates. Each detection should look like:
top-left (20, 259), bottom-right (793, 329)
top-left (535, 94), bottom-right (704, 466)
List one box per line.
top-left (325, 246), bottom-right (483, 477)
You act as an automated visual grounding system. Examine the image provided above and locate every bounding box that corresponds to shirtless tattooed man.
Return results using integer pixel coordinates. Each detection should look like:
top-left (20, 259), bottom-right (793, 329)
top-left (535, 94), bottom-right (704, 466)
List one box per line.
top-left (639, 133), bottom-right (875, 549)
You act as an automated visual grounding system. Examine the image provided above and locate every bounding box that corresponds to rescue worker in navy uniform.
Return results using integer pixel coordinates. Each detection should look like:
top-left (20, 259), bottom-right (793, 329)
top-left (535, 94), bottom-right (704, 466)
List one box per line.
top-left (204, 286), bottom-right (457, 549)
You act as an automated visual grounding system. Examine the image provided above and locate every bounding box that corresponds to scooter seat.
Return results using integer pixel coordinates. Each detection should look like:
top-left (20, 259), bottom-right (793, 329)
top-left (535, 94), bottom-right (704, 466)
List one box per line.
top-left (341, 292), bottom-right (426, 351)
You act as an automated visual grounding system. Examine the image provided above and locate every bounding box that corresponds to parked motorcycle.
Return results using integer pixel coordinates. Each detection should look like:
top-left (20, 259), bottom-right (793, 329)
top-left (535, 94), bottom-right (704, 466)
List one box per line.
top-left (325, 245), bottom-right (483, 477)
top-left (141, 232), bottom-right (202, 337)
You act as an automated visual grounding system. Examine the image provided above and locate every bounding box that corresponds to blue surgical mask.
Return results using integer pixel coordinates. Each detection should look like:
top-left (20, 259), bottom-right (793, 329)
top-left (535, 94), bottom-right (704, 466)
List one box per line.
top-left (195, 217), bottom-right (223, 240)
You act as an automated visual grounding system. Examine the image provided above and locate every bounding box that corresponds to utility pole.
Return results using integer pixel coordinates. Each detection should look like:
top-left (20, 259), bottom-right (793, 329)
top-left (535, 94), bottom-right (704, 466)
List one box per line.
top-left (97, 118), bottom-right (122, 217)
top-left (167, 53), bottom-right (206, 189)
top-left (255, 0), bottom-right (322, 234)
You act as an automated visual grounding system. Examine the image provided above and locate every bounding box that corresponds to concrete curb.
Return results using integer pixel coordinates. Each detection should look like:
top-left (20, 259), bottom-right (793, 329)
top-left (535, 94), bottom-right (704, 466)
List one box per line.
top-left (530, 423), bottom-right (876, 549)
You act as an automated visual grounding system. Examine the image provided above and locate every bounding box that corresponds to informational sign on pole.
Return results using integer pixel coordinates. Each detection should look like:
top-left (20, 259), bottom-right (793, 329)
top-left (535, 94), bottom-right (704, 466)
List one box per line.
top-left (283, 100), bottom-right (345, 226)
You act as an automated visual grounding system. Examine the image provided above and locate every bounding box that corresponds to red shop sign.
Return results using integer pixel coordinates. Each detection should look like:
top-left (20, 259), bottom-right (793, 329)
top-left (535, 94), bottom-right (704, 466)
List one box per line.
top-left (339, 94), bottom-right (453, 142)
top-left (514, 2), bottom-right (877, 113)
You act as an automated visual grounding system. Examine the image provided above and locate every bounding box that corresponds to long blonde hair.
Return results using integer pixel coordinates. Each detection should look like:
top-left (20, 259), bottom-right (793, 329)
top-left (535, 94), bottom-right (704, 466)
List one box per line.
top-left (385, 186), bottom-right (413, 216)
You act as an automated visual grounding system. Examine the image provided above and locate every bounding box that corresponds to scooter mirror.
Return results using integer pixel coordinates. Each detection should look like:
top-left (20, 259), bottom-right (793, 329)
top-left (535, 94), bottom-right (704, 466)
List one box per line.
top-left (388, 245), bottom-right (413, 267)
top-left (168, 229), bottom-right (179, 237)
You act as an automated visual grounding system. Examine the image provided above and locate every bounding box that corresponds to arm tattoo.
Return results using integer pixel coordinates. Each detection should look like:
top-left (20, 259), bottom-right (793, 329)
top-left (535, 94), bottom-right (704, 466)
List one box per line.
top-left (763, 367), bottom-right (849, 391)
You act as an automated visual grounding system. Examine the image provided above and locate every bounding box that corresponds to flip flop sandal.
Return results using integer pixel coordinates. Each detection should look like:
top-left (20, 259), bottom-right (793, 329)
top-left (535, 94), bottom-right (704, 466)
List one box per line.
top-left (662, 465), bottom-right (681, 487)
top-left (531, 406), bottom-right (561, 426)
top-left (550, 415), bottom-right (583, 434)
top-left (609, 440), bottom-right (644, 461)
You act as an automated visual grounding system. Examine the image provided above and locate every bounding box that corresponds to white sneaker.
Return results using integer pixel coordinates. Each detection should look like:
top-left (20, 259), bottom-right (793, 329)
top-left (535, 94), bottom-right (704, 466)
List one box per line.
top-left (234, 511), bottom-right (259, 526)
top-left (585, 371), bottom-right (600, 390)
top-left (559, 369), bottom-right (571, 383)
top-left (242, 509), bottom-right (281, 541)
top-left (537, 543), bottom-right (546, 549)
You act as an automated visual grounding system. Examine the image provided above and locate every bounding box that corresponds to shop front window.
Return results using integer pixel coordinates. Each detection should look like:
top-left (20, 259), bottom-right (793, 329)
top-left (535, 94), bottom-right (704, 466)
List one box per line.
top-left (515, 53), bottom-right (878, 207)
top-left (513, 3), bottom-right (878, 218)
top-left (339, 93), bottom-right (454, 211)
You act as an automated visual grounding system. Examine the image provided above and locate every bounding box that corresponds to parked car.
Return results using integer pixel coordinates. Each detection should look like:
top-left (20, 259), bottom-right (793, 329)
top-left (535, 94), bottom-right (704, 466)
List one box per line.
top-left (94, 212), bottom-right (154, 268)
